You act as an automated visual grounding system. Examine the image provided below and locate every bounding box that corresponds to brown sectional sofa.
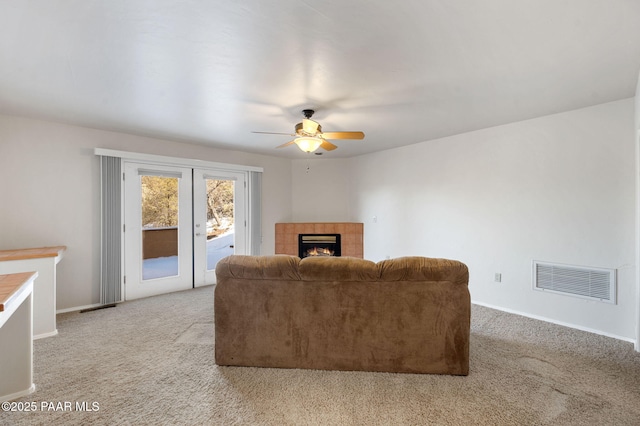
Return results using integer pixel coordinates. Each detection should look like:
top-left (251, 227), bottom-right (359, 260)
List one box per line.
top-left (214, 255), bottom-right (470, 375)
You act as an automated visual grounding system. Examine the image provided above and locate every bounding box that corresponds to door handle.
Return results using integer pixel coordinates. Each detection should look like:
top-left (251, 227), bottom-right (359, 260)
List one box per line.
top-left (229, 245), bottom-right (234, 248)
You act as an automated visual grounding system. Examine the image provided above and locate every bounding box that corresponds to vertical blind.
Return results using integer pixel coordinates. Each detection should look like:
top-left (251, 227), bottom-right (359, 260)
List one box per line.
top-left (100, 156), bottom-right (122, 304)
top-left (249, 171), bottom-right (262, 255)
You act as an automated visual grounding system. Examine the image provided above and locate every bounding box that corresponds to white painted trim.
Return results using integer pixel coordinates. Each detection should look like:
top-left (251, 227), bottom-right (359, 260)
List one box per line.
top-left (94, 148), bottom-right (263, 172)
top-left (636, 126), bottom-right (640, 352)
top-left (634, 74), bottom-right (640, 352)
top-left (0, 384), bottom-right (36, 403)
top-left (55, 287), bottom-right (217, 314)
top-left (472, 300), bottom-right (637, 345)
top-left (56, 303), bottom-right (105, 314)
top-left (34, 330), bottom-right (58, 340)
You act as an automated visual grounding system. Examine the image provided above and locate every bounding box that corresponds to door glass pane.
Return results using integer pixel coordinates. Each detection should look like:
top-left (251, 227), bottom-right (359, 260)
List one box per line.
top-left (205, 179), bottom-right (235, 271)
top-left (141, 175), bottom-right (179, 280)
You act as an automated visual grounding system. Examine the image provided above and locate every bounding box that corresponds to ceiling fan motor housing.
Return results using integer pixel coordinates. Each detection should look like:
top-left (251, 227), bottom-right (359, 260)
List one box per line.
top-left (295, 121), bottom-right (321, 136)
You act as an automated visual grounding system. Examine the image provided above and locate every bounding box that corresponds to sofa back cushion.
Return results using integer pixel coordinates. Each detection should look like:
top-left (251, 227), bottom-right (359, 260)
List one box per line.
top-left (299, 256), bottom-right (378, 281)
top-left (217, 255), bottom-right (469, 286)
top-left (377, 256), bottom-right (468, 285)
top-left (215, 255), bottom-right (301, 280)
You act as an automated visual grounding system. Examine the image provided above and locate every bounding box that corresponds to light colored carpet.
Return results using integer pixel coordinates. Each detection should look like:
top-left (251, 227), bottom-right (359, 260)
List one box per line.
top-left (1, 285), bottom-right (639, 425)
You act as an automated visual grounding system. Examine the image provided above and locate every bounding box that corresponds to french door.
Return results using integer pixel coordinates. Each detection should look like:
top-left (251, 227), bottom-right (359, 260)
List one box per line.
top-left (193, 169), bottom-right (246, 286)
top-left (123, 162), bottom-right (246, 300)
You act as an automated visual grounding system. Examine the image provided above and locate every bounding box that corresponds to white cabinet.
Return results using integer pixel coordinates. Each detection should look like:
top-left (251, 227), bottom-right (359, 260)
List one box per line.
top-left (0, 272), bottom-right (37, 402)
top-left (0, 247), bottom-right (65, 339)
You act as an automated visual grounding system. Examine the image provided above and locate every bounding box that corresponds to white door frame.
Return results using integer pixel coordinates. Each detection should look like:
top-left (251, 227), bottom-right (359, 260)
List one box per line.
top-left (636, 127), bottom-right (640, 352)
top-left (123, 162), bottom-right (193, 300)
top-left (193, 169), bottom-right (248, 286)
top-left (95, 148), bottom-right (263, 300)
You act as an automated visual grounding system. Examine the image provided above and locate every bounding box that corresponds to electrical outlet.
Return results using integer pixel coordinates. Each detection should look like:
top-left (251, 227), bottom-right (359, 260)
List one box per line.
top-left (494, 273), bottom-right (502, 282)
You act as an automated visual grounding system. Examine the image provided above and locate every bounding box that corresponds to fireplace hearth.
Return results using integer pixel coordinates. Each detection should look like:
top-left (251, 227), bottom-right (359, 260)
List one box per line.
top-left (298, 234), bottom-right (341, 258)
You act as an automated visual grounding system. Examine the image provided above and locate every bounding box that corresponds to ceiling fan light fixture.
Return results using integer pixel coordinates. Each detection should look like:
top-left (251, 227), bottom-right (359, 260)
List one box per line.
top-left (294, 136), bottom-right (322, 153)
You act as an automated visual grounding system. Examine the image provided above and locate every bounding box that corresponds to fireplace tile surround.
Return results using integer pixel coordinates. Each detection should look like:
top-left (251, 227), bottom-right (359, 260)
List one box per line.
top-left (275, 222), bottom-right (363, 258)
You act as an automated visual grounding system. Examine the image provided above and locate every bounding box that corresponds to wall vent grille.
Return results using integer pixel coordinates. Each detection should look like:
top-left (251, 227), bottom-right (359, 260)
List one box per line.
top-left (532, 261), bottom-right (616, 304)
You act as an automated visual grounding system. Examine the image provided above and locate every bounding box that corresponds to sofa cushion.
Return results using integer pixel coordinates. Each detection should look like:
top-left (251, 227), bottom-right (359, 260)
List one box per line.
top-left (377, 256), bottom-right (468, 285)
top-left (299, 256), bottom-right (378, 281)
top-left (215, 255), bottom-right (301, 280)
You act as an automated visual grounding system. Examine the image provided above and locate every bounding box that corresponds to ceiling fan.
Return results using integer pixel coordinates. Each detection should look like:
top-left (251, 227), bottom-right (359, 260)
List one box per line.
top-left (252, 109), bottom-right (365, 153)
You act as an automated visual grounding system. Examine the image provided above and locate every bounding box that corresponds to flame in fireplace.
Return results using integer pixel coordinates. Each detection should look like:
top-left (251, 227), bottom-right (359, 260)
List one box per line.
top-left (306, 246), bottom-right (335, 257)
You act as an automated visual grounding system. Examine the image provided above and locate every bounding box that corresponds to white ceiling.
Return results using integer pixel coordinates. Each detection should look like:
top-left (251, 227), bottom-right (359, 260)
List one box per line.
top-left (1, 1), bottom-right (640, 158)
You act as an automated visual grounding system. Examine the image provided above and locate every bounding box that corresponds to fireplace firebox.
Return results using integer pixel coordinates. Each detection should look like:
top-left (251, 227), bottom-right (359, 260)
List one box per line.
top-left (298, 234), bottom-right (341, 258)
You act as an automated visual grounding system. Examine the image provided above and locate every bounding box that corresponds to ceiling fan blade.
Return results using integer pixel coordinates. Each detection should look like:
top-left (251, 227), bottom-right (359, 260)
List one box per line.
top-left (321, 131), bottom-right (365, 140)
top-left (320, 140), bottom-right (338, 151)
top-left (276, 140), bottom-right (296, 149)
top-left (252, 131), bottom-right (296, 136)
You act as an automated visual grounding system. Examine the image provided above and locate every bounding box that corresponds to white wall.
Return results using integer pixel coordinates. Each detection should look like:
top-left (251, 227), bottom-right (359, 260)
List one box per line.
top-left (291, 158), bottom-right (352, 222)
top-left (0, 114), bottom-right (292, 310)
top-left (346, 99), bottom-right (636, 340)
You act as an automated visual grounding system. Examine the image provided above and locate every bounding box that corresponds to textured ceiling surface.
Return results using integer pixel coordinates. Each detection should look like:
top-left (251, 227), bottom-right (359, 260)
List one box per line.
top-left (1, 1), bottom-right (640, 158)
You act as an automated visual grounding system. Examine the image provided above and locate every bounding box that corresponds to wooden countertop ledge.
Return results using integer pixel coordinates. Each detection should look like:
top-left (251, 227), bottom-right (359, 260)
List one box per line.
top-left (0, 272), bottom-right (38, 312)
top-left (0, 246), bottom-right (66, 262)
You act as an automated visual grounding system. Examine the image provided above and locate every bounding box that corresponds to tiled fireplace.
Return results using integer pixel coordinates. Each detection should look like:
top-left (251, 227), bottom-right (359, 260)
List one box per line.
top-left (275, 223), bottom-right (363, 258)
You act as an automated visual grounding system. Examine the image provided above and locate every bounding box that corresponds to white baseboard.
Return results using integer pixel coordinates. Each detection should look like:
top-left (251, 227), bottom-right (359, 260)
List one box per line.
top-left (56, 303), bottom-right (103, 314)
top-left (34, 329), bottom-right (58, 340)
top-left (0, 383), bottom-right (36, 403)
top-left (471, 300), bottom-right (637, 346)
